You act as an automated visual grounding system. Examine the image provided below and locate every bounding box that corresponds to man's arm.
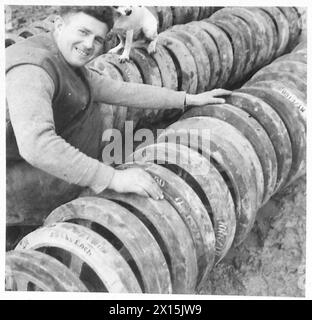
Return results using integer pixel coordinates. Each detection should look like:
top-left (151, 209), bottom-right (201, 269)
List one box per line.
top-left (88, 68), bottom-right (231, 109)
top-left (89, 68), bottom-right (186, 109)
top-left (6, 65), bottom-right (115, 194)
top-left (6, 65), bottom-right (164, 200)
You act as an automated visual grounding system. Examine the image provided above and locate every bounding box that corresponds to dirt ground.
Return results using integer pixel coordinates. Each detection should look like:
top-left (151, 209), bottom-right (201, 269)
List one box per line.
top-left (202, 176), bottom-right (306, 297)
top-left (5, 5), bottom-right (307, 297)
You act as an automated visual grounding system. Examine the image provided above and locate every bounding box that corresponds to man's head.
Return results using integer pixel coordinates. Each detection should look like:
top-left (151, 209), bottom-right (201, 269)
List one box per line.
top-left (54, 6), bottom-right (114, 67)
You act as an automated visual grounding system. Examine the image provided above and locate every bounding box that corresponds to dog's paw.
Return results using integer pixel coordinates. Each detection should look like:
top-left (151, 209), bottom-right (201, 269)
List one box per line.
top-left (118, 55), bottom-right (130, 63)
top-left (147, 46), bottom-right (157, 55)
top-left (147, 42), bottom-right (157, 55)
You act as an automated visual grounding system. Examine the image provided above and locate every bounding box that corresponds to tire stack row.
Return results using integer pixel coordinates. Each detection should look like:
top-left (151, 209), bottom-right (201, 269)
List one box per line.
top-left (6, 40), bottom-right (307, 293)
top-left (88, 6), bottom-right (302, 131)
top-left (208, 7), bottom-right (302, 85)
top-left (4, 14), bottom-right (57, 48)
top-left (238, 40), bottom-right (307, 188)
top-left (155, 6), bottom-right (223, 32)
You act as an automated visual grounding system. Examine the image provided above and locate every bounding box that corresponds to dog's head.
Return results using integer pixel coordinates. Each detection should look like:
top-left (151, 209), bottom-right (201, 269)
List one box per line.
top-left (113, 6), bottom-right (134, 16)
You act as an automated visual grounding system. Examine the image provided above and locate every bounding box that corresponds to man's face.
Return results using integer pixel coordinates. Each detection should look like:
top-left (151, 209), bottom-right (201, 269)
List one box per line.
top-left (54, 12), bottom-right (109, 67)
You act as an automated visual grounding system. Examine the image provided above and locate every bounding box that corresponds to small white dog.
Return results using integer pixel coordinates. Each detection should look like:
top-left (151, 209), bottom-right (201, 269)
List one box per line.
top-left (109, 6), bottom-right (158, 63)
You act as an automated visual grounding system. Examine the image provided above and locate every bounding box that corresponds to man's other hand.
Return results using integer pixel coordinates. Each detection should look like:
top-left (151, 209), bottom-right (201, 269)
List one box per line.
top-left (185, 88), bottom-right (232, 107)
top-left (108, 167), bottom-right (164, 200)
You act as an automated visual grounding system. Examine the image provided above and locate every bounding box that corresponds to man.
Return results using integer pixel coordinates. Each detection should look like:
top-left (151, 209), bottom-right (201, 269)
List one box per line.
top-left (6, 6), bottom-right (230, 226)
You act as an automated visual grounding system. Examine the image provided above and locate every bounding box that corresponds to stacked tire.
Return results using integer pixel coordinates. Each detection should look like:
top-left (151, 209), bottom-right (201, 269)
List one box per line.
top-left (89, 7), bottom-right (303, 130)
top-left (157, 6), bottom-right (222, 32)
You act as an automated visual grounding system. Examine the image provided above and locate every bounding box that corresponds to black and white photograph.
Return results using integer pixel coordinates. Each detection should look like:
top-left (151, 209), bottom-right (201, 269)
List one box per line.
top-left (3, 1), bottom-right (309, 299)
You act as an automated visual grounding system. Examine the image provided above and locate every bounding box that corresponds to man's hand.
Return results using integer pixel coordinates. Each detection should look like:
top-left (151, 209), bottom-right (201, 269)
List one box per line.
top-left (185, 89), bottom-right (232, 107)
top-left (108, 167), bottom-right (164, 200)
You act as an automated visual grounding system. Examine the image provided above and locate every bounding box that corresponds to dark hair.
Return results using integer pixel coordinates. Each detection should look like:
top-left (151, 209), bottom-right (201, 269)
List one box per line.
top-left (60, 6), bottom-right (115, 30)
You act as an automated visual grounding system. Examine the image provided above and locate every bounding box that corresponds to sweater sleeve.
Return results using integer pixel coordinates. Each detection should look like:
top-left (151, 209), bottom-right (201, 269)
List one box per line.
top-left (6, 64), bottom-right (115, 194)
top-left (88, 67), bottom-right (186, 109)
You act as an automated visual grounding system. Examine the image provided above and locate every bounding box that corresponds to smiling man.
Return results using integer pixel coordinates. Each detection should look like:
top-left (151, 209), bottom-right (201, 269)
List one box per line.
top-left (6, 6), bottom-right (230, 226)
top-left (55, 9), bottom-right (108, 66)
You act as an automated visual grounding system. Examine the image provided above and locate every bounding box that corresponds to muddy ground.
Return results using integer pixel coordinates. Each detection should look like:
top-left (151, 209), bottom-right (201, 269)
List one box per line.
top-left (5, 5), bottom-right (307, 297)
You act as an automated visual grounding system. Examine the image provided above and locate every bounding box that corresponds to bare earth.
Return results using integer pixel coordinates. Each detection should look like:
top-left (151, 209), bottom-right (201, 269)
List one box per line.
top-left (202, 176), bottom-right (306, 297)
